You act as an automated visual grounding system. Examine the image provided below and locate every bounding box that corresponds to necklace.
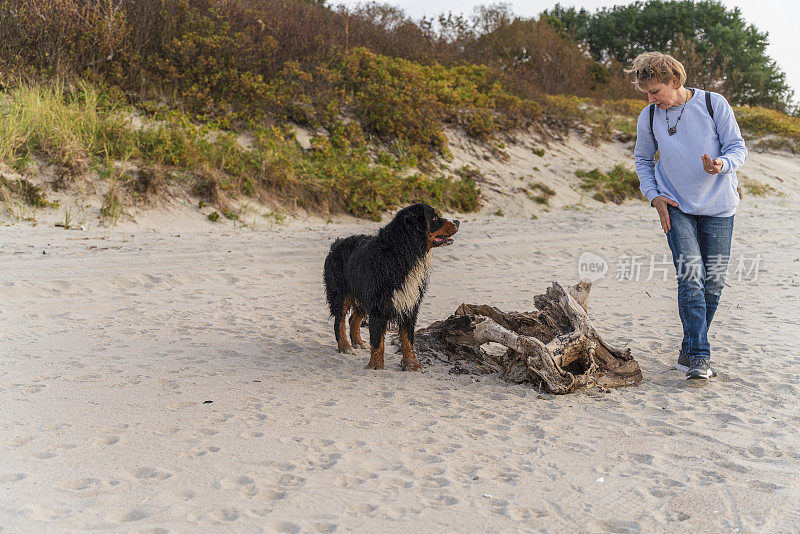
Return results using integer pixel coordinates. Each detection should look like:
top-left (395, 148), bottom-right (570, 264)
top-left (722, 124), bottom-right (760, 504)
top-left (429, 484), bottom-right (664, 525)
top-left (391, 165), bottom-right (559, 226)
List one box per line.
top-left (665, 88), bottom-right (689, 136)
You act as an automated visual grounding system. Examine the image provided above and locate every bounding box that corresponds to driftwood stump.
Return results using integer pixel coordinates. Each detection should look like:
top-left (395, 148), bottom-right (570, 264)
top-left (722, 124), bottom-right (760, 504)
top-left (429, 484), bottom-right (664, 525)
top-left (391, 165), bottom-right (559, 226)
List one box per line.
top-left (414, 281), bottom-right (641, 394)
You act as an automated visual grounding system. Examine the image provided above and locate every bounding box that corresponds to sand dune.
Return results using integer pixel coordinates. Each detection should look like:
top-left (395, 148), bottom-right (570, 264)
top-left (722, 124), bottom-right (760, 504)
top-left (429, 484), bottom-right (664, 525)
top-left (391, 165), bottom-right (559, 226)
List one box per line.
top-left (2, 186), bottom-right (799, 531)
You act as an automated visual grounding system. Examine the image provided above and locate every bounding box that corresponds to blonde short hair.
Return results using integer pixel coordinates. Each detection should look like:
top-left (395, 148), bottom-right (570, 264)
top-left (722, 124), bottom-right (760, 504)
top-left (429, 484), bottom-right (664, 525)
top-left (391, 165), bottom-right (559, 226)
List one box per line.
top-left (624, 52), bottom-right (687, 91)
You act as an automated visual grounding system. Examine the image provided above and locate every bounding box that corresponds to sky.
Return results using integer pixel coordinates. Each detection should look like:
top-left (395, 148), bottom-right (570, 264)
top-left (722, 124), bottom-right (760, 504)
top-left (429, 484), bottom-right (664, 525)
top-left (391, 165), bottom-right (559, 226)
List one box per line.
top-left (334, 0), bottom-right (800, 104)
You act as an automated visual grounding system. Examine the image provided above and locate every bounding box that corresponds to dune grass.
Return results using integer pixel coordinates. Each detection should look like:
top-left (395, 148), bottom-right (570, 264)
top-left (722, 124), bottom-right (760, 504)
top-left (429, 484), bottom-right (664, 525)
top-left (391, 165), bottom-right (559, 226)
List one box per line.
top-left (734, 106), bottom-right (800, 153)
top-left (525, 182), bottom-right (556, 205)
top-left (0, 82), bottom-right (479, 220)
top-left (576, 164), bottom-right (644, 204)
top-left (0, 82), bottom-right (133, 175)
top-left (742, 177), bottom-right (776, 197)
top-left (2, 81), bottom-right (792, 221)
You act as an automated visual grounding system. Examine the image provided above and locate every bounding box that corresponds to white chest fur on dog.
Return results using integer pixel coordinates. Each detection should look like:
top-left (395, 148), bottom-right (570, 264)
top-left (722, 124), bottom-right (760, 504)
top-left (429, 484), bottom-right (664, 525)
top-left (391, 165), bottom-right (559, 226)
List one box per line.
top-left (391, 253), bottom-right (431, 315)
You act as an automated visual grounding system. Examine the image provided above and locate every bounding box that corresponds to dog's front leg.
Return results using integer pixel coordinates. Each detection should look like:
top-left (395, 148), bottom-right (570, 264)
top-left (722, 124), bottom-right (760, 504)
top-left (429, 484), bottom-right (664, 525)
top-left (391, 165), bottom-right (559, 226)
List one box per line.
top-left (365, 313), bottom-right (386, 370)
top-left (399, 318), bottom-right (423, 371)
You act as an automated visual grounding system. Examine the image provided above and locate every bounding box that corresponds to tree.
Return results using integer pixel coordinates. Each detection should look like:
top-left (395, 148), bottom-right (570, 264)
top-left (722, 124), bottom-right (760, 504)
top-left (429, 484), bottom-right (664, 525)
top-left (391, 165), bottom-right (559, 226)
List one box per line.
top-left (475, 17), bottom-right (596, 95)
top-left (543, 1), bottom-right (794, 110)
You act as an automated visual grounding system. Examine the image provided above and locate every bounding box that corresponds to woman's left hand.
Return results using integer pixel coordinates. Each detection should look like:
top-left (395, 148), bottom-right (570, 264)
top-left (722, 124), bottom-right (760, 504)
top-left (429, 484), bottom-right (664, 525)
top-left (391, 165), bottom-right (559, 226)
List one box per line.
top-left (701, 154), bottom-right (723, 174)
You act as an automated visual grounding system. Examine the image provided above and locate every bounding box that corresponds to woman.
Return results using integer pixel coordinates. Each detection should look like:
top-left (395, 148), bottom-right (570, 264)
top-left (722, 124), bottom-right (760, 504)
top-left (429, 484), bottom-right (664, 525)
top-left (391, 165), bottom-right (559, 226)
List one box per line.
top-left (627, 52), bottom-right (748, 380)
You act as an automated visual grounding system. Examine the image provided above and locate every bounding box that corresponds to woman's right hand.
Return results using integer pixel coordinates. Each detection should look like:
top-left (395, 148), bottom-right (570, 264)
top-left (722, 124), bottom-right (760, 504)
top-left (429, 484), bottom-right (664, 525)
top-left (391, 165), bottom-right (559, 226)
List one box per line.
top-left (651, 196), bottom-right (680, 233)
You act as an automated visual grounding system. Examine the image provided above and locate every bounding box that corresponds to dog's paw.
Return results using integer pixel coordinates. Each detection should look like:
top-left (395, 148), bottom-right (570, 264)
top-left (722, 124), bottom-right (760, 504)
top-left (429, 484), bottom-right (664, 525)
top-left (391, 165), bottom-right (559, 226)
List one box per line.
top-left (351, 341), bottom-right (368, 350)
top-left (401, 360), bottom-right (424, 372)
top-left (365, 361), bottom-right (384, 370)
top-left (338, 347), bottom-right (356, 355)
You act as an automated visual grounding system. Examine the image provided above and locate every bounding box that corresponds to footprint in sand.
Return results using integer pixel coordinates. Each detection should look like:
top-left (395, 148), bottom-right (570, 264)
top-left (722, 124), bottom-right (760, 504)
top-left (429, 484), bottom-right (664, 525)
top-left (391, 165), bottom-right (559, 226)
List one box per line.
top-left (382, 468), bottom-right (416, 489)
top-left (306, 452), bottom-right (341, 470)
top-left (271, 473), bottom-right (306, 488)
top-left (245, 508), bottom-right (272, 518)
top-left (256, 489), bottom-right (288, 501)
top-left (426, 494), bottom-right (459, 507)
top-left (335, 475), bottom-right (369, 488)
top-left (219, 475), bottom-right (255, 488)
top-left (419, 476), bottom-right (451, 489)
top-left (129, 467), bottom-right (173, 481)
top-left (346, 503), bottom-right (379, 517)
top-left (93, 435), bottom-right (120, 446)
top-left (630, 453), bottom-right (655, 466)
top-left (7, 435), bottom-right (36, 448)
top-left (523, 424), bottom-right (547, 439)
top-left (169, 401), bottom-right (198, 410)
top-left (208, 507), bottom-right (239, 522)
top-left (55, 477), bottom-right (101, 491)
top-left (273, 521), bottom-right (301, 533)
top-left (476, 467), bottom-right (518, 485)
top-left (409, 452), bottom-right (444, 464)
top-left (492, 497), bottom-right (512, 512)
top-left (508, 505), bottom-right (534, 521)
top-left (416, 466), bottom-right (445, 477)
top-left (154, 378), bottom-right (181, 390)
top-left (175, 489), bottom-right (195, 501)
top-left (183, 445), bottom-right (221, 457)
top-left (29, 451), bottom-right (57, 460)
top-left (106, 505), bottom-right (159, 523)
top-left (218, 475), bottom-right (257, 498)
top-left (0, 473), bottom-right (27, 483)
top-left (205, 413), bottom-right (233, 425)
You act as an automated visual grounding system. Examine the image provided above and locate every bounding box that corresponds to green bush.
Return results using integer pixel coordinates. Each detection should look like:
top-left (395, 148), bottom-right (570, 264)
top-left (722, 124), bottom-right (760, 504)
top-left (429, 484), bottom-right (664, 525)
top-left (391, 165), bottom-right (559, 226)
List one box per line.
top-left (526, 182), bottom-right (556, 204)
top-left (576, 164), bottom-right (643, 204)
top-left (539, 94), bottom-right (588, 128)
top-left (0, 82), bottom-right (482, 220)
top-left (265, 48), bottom-right (541, 161)
top-left (734, 106), bottom-right (800, 141)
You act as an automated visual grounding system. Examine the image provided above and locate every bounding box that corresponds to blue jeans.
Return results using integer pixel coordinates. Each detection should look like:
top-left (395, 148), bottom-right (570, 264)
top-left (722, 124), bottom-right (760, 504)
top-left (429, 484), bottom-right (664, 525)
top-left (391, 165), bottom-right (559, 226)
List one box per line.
top-left (665, 205), bottom-right (734, 361)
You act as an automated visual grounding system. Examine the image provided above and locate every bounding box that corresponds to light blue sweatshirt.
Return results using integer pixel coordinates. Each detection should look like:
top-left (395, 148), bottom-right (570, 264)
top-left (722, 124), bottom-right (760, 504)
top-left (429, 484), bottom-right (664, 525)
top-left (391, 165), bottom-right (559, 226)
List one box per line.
top-left (634, 88), bottom-right (748, 217)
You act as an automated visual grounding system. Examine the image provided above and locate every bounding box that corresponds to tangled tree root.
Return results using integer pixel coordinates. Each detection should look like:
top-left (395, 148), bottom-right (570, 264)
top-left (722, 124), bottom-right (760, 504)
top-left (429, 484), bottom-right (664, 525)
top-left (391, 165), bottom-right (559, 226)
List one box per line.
top-left (414, 281), bottom-right (642, 394)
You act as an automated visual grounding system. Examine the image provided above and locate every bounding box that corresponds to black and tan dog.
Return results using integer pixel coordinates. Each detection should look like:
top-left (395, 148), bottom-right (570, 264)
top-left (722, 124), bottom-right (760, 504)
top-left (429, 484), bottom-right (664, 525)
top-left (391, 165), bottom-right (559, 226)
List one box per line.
top-left (324, 203), bottom-right (459, 370)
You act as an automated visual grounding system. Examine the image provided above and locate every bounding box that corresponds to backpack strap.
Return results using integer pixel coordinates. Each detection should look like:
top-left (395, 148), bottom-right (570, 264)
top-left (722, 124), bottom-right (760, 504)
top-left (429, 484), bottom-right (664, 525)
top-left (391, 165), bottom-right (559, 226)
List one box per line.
top-left (649, 103), bottom-right (657, 151)
top-left (705, 90), bottom-right (714, 119)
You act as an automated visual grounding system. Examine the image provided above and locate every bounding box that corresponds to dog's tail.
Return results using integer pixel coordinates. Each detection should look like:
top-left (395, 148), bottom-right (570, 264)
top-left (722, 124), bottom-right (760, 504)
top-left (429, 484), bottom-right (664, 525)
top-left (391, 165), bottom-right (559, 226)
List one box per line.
top-left (325, 234), bottom-right (369, 316)
top-left (323, 238), bottom-right (348, 317)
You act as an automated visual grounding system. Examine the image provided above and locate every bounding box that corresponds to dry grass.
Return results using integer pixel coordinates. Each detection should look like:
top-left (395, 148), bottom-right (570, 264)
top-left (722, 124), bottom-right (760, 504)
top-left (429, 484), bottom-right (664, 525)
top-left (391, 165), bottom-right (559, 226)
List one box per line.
top-left (0, 175), bottom-right (55, 208)
top-left (742, 177), bottom-right (776, 197)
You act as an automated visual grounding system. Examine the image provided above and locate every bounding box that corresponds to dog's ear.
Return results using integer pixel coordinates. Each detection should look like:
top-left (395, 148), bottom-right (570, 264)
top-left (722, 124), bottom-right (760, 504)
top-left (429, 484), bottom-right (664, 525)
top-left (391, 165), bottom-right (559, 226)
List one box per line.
top-left (404, 206), bottom-right (428, 235)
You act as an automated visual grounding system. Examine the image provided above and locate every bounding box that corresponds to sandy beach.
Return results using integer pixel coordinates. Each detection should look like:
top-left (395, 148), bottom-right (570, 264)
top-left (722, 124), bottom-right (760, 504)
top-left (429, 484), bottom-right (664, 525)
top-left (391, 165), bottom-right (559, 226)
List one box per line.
top-left (2, 186), bottom-right (800, 532)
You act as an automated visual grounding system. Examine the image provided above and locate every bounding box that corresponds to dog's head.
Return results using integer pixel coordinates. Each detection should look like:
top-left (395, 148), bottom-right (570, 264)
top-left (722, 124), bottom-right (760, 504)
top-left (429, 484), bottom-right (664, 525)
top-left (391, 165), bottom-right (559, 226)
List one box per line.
top-left (399, 203), bottom-right (460, 250)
